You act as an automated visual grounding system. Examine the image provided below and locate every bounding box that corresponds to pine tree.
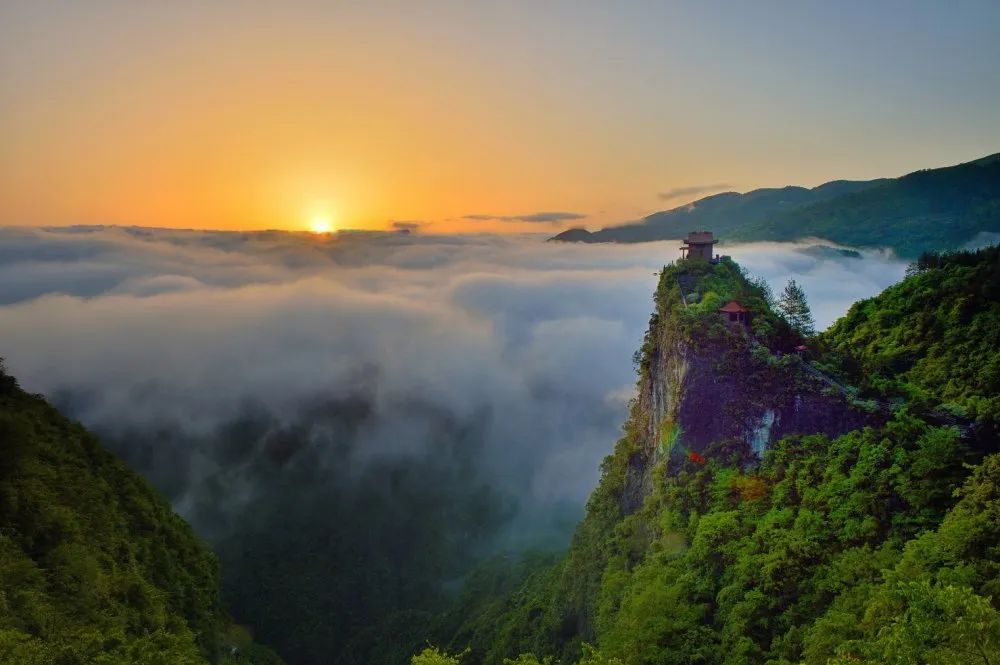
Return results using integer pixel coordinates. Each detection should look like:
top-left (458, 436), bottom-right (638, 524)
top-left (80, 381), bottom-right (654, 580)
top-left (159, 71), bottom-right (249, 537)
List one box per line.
top-left (779, 279), bottom-right (815, 337)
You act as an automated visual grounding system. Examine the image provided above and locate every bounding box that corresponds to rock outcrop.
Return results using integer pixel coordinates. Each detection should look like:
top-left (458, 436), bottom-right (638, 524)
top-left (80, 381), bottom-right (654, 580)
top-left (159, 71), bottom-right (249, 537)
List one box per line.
top-left (620, 258), bottom-right (875, 513)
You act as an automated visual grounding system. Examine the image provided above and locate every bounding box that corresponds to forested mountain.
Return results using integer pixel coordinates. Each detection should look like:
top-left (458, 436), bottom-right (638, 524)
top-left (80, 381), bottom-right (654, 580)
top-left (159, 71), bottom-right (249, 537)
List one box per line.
top-left (552, 153), bottom-right (1000, 257)
top-left (552, 181), bottom-right (881, 244)
top-left (5, 247), bottom-right (1000, 665)
top-left (820, 245), bottom-right (1000, 429)
top-left (412, 247), bottom-right (1000, 664)
top-left (0, 365), bottom-right (283, 665)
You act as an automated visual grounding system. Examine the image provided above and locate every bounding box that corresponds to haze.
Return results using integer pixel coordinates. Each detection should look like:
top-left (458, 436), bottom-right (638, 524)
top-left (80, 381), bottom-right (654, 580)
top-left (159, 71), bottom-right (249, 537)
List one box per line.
top-left (0, 226), bottom-right (905, 537)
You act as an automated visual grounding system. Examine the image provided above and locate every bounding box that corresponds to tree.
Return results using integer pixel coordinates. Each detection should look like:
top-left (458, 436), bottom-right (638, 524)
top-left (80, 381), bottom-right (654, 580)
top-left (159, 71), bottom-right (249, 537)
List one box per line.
top-left (411, 647), bottom-right (467, 665)
top-left (831, 581), bottom-right (1000, 665)
top-left (779, 279), bottom-right (816, 337)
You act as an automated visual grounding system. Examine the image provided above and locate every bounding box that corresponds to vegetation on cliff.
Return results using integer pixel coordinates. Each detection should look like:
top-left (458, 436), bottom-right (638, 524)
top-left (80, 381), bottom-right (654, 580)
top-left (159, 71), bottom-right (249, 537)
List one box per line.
top-left (0, 363), bottom-right (283, 665)
top-left (414, 248), bottom-right (1000, 664)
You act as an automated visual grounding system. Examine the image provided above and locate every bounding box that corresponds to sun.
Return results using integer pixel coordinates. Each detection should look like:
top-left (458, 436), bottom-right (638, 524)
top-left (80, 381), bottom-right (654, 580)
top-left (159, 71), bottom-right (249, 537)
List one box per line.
top-left (309, 215), bottom-right (333, 234)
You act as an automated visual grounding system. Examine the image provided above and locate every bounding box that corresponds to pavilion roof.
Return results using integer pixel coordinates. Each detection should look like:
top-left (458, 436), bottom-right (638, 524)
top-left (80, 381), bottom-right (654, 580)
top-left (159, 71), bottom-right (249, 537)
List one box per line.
top-left (718, 300), bottom-right (750, 313)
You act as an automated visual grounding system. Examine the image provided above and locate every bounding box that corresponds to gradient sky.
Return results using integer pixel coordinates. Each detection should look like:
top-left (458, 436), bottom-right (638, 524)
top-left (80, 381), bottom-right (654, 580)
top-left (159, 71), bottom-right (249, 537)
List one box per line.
top-left (2, 1), bottom-right (999, 233)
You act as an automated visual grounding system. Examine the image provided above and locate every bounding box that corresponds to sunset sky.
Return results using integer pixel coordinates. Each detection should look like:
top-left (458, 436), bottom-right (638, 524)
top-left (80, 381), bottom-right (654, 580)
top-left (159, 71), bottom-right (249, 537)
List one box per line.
top-left (2, 1), bottom-right (999, 234)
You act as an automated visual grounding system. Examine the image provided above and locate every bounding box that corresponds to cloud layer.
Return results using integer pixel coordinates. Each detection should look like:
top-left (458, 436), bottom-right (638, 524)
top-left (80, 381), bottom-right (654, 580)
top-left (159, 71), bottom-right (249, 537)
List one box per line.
top-left (0, 226), bottom-right (659, 530)
top-left (462, 211), bottom-right (587, 223)
top-left (389, 220), bottom-right (423, 231)
top-left (0, 227), bottom-right (907, 508)
top-left (0, 226), bottom-right (907, 659)
top-left (658, 183), bottom-right (733, 201)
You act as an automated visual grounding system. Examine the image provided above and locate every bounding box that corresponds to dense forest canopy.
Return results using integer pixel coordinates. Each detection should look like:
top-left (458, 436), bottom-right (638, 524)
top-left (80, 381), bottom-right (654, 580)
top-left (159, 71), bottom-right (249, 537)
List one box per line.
top-left (0, 363), bottom-right (284, 665)
top-left (821, 245), bottom-right (1000, 430)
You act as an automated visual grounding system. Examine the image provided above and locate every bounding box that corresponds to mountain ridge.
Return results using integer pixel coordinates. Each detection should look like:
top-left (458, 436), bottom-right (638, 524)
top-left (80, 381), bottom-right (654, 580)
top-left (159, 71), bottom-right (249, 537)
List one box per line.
top-left (552, 152), bottom-right (1000, 257)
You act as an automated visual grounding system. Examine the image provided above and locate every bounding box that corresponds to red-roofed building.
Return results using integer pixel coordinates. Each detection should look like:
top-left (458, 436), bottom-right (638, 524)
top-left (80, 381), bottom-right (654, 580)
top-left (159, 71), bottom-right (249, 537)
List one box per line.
top-left (719, 300), bottom-right (751, 327)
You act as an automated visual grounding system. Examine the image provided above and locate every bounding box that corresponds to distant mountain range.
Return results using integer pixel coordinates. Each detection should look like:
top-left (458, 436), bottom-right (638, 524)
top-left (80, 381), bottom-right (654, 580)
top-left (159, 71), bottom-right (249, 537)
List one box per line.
top-left (551, 152), bottom-right (1000, 257)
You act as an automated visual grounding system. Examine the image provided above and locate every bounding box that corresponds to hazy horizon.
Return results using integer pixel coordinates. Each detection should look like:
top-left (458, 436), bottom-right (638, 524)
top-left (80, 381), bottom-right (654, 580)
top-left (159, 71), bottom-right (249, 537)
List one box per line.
top-left (3, 1), bottom-right (999, 234)
top-left (4, 3), bottom-right (1000, 663)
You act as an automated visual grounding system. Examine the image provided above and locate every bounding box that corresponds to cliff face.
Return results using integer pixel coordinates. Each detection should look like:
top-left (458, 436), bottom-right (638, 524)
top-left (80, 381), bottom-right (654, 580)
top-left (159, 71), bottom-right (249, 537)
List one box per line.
top-left (432, 249), bottom-right (1000, 665)
top-left (621, 259), bottom-right (874, 513)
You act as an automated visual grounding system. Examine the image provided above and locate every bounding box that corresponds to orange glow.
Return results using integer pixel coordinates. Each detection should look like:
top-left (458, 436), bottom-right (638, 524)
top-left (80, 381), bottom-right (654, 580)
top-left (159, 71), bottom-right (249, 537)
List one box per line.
top-left (3, 5), bottom-right (945, 234)
top-left (309, 216), bottom-right (332, 234)
top-left (0, 7), bottom-right (698, 234)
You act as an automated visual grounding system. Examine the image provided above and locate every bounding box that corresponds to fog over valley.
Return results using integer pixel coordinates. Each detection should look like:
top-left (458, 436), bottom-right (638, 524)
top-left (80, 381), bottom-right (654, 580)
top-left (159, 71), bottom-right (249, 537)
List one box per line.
top-left (0, 226), bottom-right (908, 532)
top-left (3, 1), bottom-right (998, 660)
top-left (0, 225), bottom-right (908, 656)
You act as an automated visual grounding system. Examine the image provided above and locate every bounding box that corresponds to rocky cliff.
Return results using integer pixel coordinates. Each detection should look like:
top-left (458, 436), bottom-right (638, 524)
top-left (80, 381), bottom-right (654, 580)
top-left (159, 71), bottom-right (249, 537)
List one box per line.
top-left (620, 257), bottom-right (874, 513)
top-left (422, 249), bottom-right (1000, 665)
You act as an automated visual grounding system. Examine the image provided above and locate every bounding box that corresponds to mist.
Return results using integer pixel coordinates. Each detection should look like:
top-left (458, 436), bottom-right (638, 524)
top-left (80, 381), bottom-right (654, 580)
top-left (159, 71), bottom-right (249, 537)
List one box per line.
top-left (0, 226), bottom-right (907, 662)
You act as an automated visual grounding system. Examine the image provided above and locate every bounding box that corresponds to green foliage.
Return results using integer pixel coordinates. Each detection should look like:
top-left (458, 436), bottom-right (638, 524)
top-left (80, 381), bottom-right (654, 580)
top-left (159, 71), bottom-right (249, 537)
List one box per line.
top-left (644, 257), bottom-right (794, 357)
top-left (502, 654), bottom-right (553, 665)
top-left (0, 362), bottom-right (282, 665)
top-left (730, 155), bottom-right (1000, 257)
top-left (821, 245), bottom-right (1000, 432)
top-left (808, 453), bottom-right (1000, 664)
top-left (778, 279), bottom-right (815, 338)
top-left (830, 580), bottom-right (1000, 664)
top-left (436, 414), bottom-right (987, 664)
top-left (413, 249), bottom-right (1000, 664)
top-left (412, 647), bottom-right (467, 665)
top-left (215, 410), bottom-right (515, 665)
top-left (555, 153), bottom-right (1000, 258)
top-left (0, 626), bottom-right (207, 665)
top-left (429, 551), bottom-right (564, 665)
top-left (575, 644), bottom-right (623, 665)
top-left (13, 236), bottom-right (998, 665)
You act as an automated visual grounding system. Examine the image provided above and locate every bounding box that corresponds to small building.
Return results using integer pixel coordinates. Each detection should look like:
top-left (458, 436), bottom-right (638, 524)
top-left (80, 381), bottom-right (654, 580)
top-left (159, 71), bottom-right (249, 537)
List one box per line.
top-left (680, 231), bottom-right (718, 261)
top-left (719, 300), bottom-right (751, 327)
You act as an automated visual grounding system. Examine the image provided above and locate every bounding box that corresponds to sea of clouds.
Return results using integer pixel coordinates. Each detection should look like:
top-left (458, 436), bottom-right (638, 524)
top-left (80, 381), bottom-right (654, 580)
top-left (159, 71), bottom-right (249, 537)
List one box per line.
top-left (0, 226), bottom-right (907, 541)
top-left (0, 225), bottom-right (911, 653)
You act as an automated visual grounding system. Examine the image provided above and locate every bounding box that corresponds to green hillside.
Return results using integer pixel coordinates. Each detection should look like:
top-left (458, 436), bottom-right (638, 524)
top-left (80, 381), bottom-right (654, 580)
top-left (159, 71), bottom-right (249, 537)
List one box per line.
top-left (413, 248), bottom-right (1000, 664)
top-left (551, 181), bottom-right (881, 243)
top-left (0, 363), bottom-right (283, 665)
top-left (731, 155), bottom-right (1000, 257)
top-left (552, 153), bottom-right (1000, 257)
top-left (820, 245), bottom-right (1000, 429)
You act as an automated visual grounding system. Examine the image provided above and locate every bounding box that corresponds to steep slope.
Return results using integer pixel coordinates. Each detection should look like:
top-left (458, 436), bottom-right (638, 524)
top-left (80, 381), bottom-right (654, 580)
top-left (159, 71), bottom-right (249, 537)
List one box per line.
top-left (820, 244), bottom-right (1000, 433)
top-left (425, 250), bottom-right (1000, 665)
top-left (552, 152), bottom-right (1000, 257)
top-left (0, 363), bottom-right (283, 664)
top-left (617, 258), bottom-right (872, 513)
